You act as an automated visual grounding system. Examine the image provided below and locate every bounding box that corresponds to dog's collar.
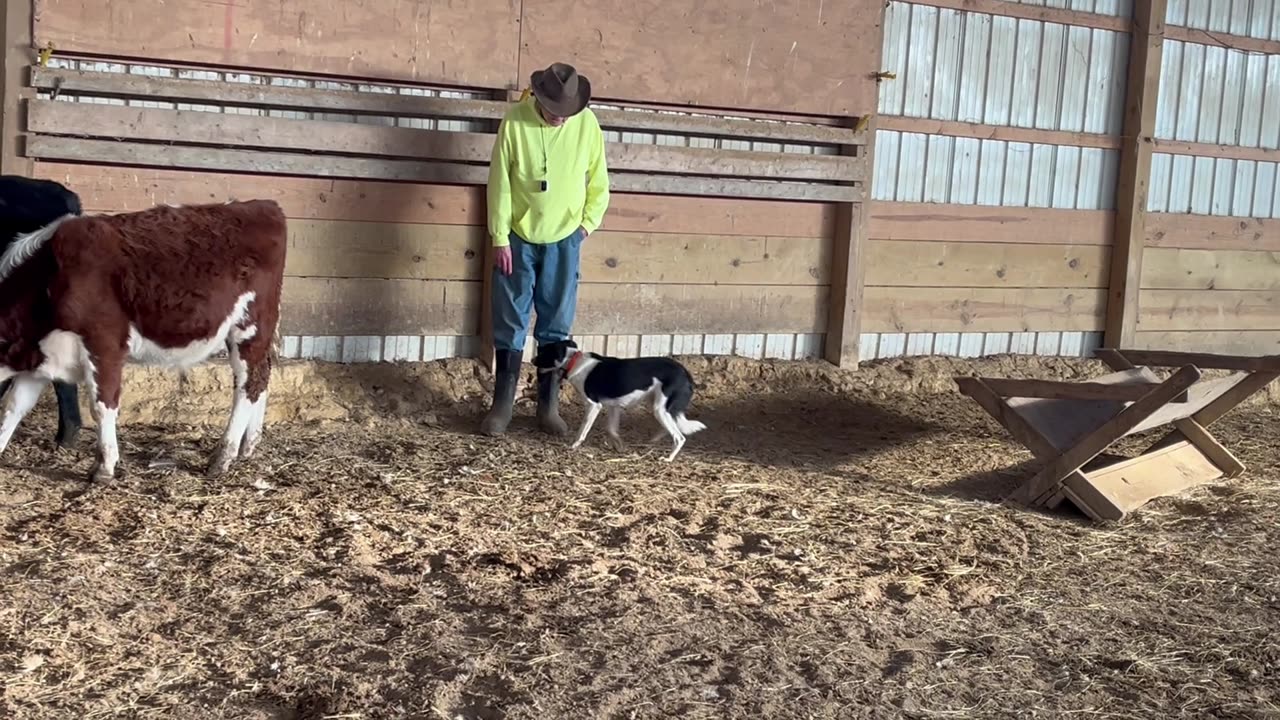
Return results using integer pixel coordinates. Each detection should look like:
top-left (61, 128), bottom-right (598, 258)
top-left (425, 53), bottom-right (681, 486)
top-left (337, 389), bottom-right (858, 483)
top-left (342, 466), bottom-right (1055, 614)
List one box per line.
top-left (563, 350), bottom-right (583, 376)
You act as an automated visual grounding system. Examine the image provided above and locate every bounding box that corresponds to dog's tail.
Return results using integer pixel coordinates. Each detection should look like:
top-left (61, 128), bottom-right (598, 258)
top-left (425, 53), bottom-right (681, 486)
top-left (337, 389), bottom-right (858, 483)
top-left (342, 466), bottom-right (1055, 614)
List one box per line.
top-left (675, 414), bottom-right (706, 435)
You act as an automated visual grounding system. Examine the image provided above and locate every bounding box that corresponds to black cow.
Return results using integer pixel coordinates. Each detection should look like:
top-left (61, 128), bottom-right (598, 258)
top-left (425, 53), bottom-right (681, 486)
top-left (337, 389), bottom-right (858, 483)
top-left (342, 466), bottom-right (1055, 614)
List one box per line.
top-left (0, 175), bottom-right (82, 447)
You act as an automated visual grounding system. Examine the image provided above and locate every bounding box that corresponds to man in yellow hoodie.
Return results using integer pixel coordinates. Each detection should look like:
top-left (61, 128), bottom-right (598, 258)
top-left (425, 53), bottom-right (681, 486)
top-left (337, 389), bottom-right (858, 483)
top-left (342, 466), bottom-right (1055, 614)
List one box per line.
top-left (481, 62), bottom-right (610, 436)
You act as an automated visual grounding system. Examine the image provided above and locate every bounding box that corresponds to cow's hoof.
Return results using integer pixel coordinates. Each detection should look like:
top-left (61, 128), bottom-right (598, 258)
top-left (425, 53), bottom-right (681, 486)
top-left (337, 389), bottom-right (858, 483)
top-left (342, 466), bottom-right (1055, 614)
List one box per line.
top-left (206, 457), bottom-right (232, 479)
top-left (89, 463), bottom-right (115, 483)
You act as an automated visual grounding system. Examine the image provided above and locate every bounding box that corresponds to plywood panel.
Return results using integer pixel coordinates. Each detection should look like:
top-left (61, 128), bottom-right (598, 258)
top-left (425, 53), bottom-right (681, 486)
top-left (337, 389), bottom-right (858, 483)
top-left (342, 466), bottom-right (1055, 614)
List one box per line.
top-left (33, 0), bottom-right (521, 90)
top-left (575, 284), bottom-right (826, 335)
top-left (866, 240), bottom-right (1109, 288)
top-left (582, 234), bottom-right (828, 285)
top-left (1141, 289), bottom-right (1280, 331)
top-left (1142, 248), bottom-right (1280, 290)
top-left (33, 162), bottom-right (835, 238)
top-left (863, 287), bottom-right (1106, 333)
top-left (1135, 330), bottom-right (1280, 355)
top-left (285, 221), bottom-right (482, 281)
top-left (519, 0), bottom-right (881, 116)
top-left (868, 202), bottom-right (1114, 245)
top-left (281, 278), bottom-right (480, 336)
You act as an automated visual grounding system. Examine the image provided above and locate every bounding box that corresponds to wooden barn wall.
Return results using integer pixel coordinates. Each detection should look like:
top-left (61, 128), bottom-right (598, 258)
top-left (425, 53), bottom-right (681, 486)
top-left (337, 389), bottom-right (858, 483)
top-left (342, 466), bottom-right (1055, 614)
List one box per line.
top-left (867, 0), bottom-right (1129, 360)
top-left (25, 0), bottom-right (881, 364)
top-left (1140, 2), bottom-right (1280, 356)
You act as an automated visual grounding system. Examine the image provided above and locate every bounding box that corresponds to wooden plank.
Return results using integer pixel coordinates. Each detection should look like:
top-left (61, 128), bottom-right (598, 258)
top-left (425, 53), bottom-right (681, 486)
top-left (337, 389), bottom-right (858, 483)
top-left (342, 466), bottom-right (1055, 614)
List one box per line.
top-left (868, 202), bottom-right (1114, 245)
top-left (863, 287), bottom-right (1107, 333)
top-left (953, 377), bottom-right (1060, 458)
top-left (1105, 0), bottom-right (1167, 350)
top-left (1110, 348), bottom-right (1280, 372)
top-left (1128, 375), bottom-right (1243, 435)
top-left (33, 0), bottom-right (521, 90)
top-left (1173, 418), bottom-right (1246, 477)
top-left (879, 116), bottom-right (1120, 150)
top-left (1134, 330), bottom-right (1280, 356)
top-left (826, 117), bottom-right (876, 368)
top-left (1142, 248), bottom-right (1280, 291)
top-left (1146, 214), bottom-right (1280, 251)
top-left (0, 0), bottom-right (32, 175)
top-left (520, 0), bottom-right (881, 117)
top-left (1005, 368), bottom-right (1164, 452)
top-left (866, 241), bottom-right (1110, 288)
top-left (1152, 138), bottom-right (1280, 163)
top-left (1083, 441), bottom-right (1224, 518)
top-left (1010, 365), bottom-right (1202, 505)
top-left (285, 221), bottom-right (482, 281)
top-left (1140, 289), bottom-right (1280, 331)
top-left (29, 100), bottom-right (858, 182)
top-left (1192, 370), bottom-right (1280, 426)
top-left (979, 378), bottom-right (1168, 403)
top-left (574, 284), bottom-right (826, 335)
top-left (281, 278), bottom-right (480, 336)
top-left (1165, 24), bottom-right (1280, 56)
top-left (580, 233), bottom-right (829, 285)
top-left (29, 67), bottom-right (863, 147)
top-left (1059, 476), bottom-right (1119, 522)
top-left (908, 0), bottom-right (1129, 32)
top-left (29, 137), bottom-right (847, 202)
top-left (34, 162), bottom-right (835, 237)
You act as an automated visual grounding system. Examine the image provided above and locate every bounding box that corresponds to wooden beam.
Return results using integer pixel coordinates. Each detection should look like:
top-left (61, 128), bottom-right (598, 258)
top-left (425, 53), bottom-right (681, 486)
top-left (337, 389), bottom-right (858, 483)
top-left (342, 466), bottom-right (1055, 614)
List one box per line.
top-left (1145, 213), bottom-right (1280, 251)
top-left (1104, 0), bottom-right (1167, 350)
top-left (975, 377), bottom-right (1169, 403)
top-left (0, 0), bottom-right (32, 175)
top-left (28, 66), bottom-right (862, 146)
top-left (826, 118), bottom-right (875, 367)
top-left (868, 202), bottom-right (1114, 246)
top-left (1105, 348), bottom-right (1280, 373)
top-left (879, 116), bottom-right (1120, 150)
top-left (906, 0), bottom-right (1129, 32)
top-left (1150, 138), bottom-right (1280, 163)
top-left (1165, 25), bottom-right (1280, 56)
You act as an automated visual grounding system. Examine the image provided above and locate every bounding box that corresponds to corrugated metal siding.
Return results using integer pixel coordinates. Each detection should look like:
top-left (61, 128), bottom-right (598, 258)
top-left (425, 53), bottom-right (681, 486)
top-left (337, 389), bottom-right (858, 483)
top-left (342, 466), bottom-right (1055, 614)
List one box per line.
top-left (996, 0), bottom-right (1133, 17)
top-left (1149, 153), bottom-right (1280, 216)
top-left (1155, 40), bottom-right (1280, 147)
top-left (1167, 0), bottom-right (1280, 40)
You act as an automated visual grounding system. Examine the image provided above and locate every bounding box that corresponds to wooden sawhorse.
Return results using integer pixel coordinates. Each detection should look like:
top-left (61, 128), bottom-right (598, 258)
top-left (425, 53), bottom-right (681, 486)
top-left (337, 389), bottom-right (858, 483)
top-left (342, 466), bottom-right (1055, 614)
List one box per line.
top-left (955, 349), bottom-right (1280, 521)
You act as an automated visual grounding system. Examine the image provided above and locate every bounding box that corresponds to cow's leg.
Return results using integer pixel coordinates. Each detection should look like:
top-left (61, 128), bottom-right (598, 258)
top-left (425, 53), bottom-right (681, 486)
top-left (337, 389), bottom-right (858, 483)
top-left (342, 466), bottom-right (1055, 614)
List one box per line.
top-left (85, 351), bottom-right (125, 482)
top-left (52, 380), bottom-right (82, 448)
top-left (209, 330), bottom-right (272, 476)
top-left (208, 340), bottom-right (252, 477)
top-left (0, 375), bottom-right (49, 455)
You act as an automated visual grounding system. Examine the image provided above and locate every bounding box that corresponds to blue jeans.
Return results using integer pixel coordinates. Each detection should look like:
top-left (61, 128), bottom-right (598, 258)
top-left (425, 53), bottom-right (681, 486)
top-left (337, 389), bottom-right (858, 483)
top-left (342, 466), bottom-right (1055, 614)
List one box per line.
top-left (492, 229), bottom-right (583, 353)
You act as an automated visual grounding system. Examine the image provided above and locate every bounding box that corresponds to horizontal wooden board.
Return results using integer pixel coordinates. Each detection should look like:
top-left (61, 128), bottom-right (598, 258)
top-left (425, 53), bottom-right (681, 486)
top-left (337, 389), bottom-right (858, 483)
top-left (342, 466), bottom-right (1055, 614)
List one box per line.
top-left (33, 0), bottom-right (521, 90)
top-left (1141, 290), bottom-right (1280, 332)
top-left (33, 162), bottom-right (837, 237)
top-left (574, 283), bottom-right (826, 335)
top-left (286, 221), bottom-right (483, 281)
top-left (866, 241), bottom-right (1109, 288)
top-left (520, 0), bottom-right (881, 117)
top-left (1134, 331), bottom-right (1280, 356)
top-left (1151, 138), bottom-right (1280, 164)
top-left (281, 278), bottom-right (480, 336)
top-left (908, 0), bottom-right (1128, 31)
top-left (868, 202), bottom-right (1114, 245)
top-left (1146, 213), bottom-right (1280, 251)
top-left (28, 100), bottom-right (860, 182)
top-left (582, 233), bottom-right (828, 285)
top-left (863, 287), bottom-right (1106, 333)
top-left (1165, 26), bottom-right (1280, 63)
top-left (1142, 248), bottom-right (1280, 291)
top-left (879, 116), bottom-right (1119, 150)
top-left (27, 136), bottom-right (853, 202)
top-left (30, 67), bottom-right (863, 146)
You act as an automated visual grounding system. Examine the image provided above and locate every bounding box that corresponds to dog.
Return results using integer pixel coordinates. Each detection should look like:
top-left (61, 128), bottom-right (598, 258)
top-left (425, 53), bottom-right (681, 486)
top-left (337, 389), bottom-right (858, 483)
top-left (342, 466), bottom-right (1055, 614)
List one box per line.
top-left (544, 340), bottom-right (707, 462)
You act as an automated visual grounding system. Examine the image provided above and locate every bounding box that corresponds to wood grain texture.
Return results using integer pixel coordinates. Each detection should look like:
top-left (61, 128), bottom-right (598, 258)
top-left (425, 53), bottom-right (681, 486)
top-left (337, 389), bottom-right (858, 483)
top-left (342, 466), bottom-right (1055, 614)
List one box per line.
top-left (581, 233), bottom-right (828, 285)
top-left (866, 241), bottom-right (1110, 288)
top-left (1, 0), bottom-right (33, 175)
top-left (863, 287), bottom-right (1106, 333)
top-left (907, 0), bottom-right (1129, 31)
top-left (879, 116), bottom-right (1120, 150)
top-left (868, 202), bottom-right (1114, 245)
top-left (519, 0), bottom-right (881, 116)
top-left (285, 221), bottom-right (483, 281)
top-left (1165, 24), bottom-right (1280, 56)
top-left (1133, 331), bottom-right (1280, 356)
top-left (280, 278), bottom-right (480, 336)
top-left (574, 283), bottom-right (826, 335)
top-left (1140, 290), bottom-right (1280, 331)
top-left (1146, 214), bottom-right (1280, 251)
top-left (1142, 249), bottom-right (1280, 291)
top-left (32, 162), bottom-right (837, 237)
top-left (33, 0), bottom-right (521, 90)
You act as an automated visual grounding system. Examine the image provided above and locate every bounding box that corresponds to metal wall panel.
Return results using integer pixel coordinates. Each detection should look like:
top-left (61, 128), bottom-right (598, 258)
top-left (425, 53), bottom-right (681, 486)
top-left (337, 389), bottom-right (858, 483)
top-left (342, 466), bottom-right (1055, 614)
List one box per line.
top-left (873, 130), bottom-right (1119, 209)
top-left (879, 2), bottom-right (1129, 135)
top-left (1149, 153), bottom-right (1280, 217)
top-left (995, 0), bottom-right (1134, 18)
top-left (1156, 40), bottom-right (1280, 147)
top-left (1168, 0), bottom-right (1279, 40)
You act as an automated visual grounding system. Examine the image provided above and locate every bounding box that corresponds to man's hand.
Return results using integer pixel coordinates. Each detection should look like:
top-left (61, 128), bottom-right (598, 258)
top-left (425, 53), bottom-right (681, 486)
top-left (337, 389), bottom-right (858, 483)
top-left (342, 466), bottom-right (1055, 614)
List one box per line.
top-left (578, 226), bottom-right (590, 240)
top-left (495, 246), bottom-right (513, 276)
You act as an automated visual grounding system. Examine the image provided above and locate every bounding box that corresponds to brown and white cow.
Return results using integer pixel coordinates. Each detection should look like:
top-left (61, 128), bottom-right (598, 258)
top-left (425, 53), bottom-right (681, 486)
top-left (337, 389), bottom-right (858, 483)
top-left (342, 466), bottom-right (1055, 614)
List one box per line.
top-left (0, 200), bottom-right (287, 480)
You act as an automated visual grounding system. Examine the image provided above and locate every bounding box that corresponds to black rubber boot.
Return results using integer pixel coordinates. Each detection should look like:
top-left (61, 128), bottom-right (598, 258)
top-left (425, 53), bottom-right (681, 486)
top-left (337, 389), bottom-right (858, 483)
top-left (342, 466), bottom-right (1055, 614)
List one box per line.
top-left (480, 350), bottom-right (521, 436)
top-left (53, 380), bottom-right (82, 448)
top-left (534, 342), bottom-right (571, 436)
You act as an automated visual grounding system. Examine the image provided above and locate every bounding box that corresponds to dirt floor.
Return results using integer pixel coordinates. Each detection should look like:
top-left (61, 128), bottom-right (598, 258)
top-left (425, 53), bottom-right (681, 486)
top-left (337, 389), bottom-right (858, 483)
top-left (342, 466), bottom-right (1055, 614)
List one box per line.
top-left (1, 354), bottom-right (1278, 719)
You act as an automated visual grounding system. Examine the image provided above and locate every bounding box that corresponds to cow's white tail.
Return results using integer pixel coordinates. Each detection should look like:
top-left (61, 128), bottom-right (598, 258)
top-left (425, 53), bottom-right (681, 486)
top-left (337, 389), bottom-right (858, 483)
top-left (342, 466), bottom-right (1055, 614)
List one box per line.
top-left (0, 213), bottom-right (75, 283)
top-left (675, 414), bottom-right (706, 435)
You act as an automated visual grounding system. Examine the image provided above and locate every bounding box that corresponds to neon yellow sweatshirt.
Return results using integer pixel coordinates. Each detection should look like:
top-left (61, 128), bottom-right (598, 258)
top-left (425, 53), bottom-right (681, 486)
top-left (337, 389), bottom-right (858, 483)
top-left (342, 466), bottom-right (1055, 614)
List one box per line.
top-left (486, 97), bottom-right (611, 248)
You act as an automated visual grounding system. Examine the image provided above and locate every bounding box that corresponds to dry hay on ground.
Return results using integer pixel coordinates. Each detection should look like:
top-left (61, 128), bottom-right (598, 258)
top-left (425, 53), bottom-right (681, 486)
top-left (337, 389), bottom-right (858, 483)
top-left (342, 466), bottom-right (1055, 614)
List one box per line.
top-left (1, 355), bottom-right (1278, 719)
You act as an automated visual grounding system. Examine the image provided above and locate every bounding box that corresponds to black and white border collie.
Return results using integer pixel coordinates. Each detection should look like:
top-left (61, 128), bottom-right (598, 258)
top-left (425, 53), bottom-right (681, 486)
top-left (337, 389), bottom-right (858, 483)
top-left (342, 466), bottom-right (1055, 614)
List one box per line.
top-left (545, 340), bottom-right (707, 462)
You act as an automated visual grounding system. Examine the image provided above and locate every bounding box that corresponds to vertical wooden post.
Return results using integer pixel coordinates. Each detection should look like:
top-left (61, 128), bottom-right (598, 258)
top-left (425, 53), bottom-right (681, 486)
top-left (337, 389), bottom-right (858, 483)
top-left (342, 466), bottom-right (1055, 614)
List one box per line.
top-left (1104, 0), bottom-right (1167, 349)
top-left (0, 0), bottom-right (34, 176)
top-left (824, 115), bottom-right (875, 368)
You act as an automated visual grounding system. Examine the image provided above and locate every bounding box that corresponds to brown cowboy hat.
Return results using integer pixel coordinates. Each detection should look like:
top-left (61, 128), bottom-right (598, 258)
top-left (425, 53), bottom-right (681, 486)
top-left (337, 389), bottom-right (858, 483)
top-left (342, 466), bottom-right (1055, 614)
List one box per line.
top-left (530, 62), bottom-right (591, 118)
